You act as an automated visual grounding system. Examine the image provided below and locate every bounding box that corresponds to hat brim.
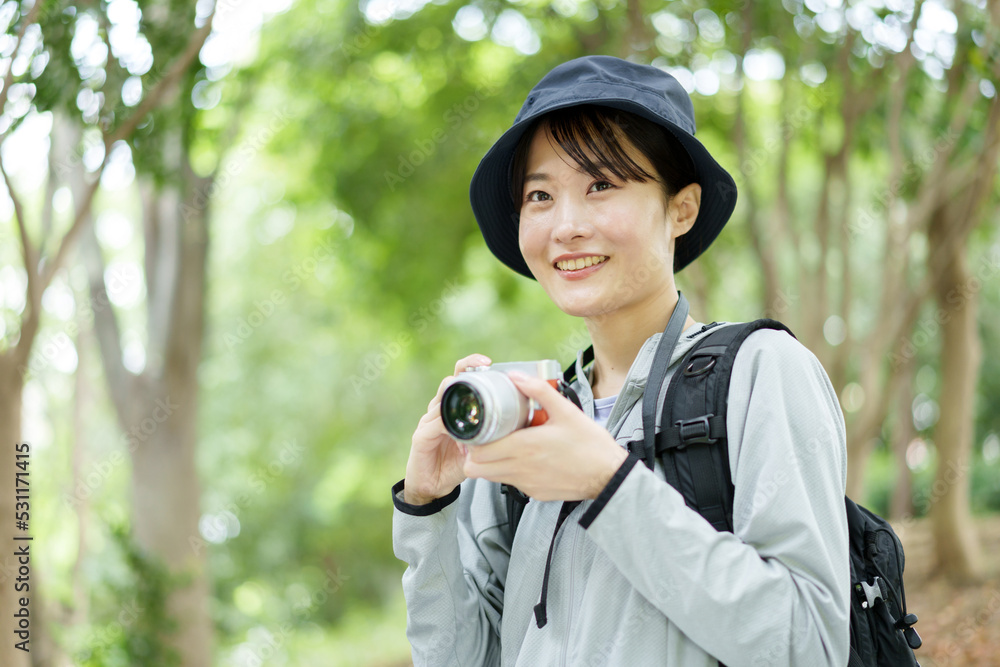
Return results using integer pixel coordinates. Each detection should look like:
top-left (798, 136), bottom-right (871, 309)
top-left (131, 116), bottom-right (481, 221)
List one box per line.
top-left (469, 98), bottom-right (737, 280)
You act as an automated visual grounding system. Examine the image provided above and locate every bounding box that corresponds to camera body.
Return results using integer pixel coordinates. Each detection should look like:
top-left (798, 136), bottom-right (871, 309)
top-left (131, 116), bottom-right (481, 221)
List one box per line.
top-left (441, 360), bottom-right (579, 446)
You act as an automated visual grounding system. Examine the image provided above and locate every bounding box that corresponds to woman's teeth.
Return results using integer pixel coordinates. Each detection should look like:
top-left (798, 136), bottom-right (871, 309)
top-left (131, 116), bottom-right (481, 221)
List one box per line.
top-left (555, 256), bottom-right (608, 271)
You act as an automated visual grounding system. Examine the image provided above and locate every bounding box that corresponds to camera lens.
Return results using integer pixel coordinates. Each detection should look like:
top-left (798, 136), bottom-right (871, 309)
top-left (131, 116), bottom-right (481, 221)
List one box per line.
top-left (442, 383), bottom-right (484, 440)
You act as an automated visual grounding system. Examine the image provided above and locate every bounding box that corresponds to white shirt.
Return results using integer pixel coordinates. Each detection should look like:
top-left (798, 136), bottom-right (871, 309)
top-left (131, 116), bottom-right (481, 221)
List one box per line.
top-left (592, 394), bottom-right (618, 430)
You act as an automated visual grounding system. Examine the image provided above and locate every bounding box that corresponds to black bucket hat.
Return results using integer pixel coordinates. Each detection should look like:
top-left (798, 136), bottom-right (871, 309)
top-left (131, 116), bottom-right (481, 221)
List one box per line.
top-left (469, 55), bottom-right (737, 279)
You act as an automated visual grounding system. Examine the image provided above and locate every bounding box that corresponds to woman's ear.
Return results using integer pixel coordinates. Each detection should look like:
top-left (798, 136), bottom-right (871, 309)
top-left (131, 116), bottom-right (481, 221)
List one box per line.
top-left (669, 182), bottom-right (701, 239)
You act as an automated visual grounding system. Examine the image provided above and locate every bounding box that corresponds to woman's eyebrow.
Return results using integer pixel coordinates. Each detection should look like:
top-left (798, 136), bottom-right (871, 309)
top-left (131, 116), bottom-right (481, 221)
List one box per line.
top-left (524, 172), bottom-right (550, 184)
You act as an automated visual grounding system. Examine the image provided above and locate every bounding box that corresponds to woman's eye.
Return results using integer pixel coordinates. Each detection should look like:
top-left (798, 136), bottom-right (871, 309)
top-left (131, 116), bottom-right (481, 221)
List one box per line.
top-left (590, 181), bottom-right (614, 193)
top-left (526, 190), bottom-right (551, 202)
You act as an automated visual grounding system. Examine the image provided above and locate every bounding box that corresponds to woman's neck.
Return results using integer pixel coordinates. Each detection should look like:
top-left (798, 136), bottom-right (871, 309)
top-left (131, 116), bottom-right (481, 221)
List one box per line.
top-left (585, 289), bottom-right (696, 399)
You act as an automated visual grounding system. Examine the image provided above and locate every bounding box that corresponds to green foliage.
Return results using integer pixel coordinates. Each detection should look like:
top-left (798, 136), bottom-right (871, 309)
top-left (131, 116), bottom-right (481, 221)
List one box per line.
top-left (13, 0), bottom-right (999, 664)
top-left (971, 455), bottom-right (1000, 515)
top-left (76, 524), bottom-right (181, 667)
top-left (862, 445), bottom-right (1000, 520)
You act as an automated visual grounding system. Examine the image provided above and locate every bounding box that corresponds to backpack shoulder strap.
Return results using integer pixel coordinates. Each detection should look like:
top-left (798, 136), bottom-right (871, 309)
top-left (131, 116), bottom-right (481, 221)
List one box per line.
top-left (657, 319), bottom-right (795, 532)
top-left (563, 346), bottom-right (594, 384)
top-left (501, 483), bottom-right (530, 546)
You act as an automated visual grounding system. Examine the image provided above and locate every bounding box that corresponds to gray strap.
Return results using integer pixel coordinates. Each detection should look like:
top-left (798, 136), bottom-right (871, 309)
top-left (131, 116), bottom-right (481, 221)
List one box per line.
top-left (640, 293), bottom-right (690, 469)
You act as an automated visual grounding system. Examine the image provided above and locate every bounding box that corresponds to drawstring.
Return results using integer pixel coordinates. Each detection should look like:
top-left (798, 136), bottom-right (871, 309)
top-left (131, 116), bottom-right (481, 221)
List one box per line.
top-left (533, 500), bottom-right (580, 628)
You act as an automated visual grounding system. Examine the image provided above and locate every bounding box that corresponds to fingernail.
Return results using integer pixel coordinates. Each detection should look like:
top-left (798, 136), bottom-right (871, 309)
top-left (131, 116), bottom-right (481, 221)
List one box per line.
top-left (508, 371), bottom-right (527, 380)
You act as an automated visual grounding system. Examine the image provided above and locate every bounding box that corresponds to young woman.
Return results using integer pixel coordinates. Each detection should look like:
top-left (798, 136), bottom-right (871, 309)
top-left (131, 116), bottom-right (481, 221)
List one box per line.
top-left (391, 56), bottom-right (850, 666)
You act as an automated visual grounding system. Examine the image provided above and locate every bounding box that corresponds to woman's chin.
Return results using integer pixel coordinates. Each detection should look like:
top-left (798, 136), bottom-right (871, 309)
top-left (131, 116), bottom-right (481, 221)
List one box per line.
top-left (549, 295), bottom-right (618, 320)
top-left (537, 272), bottom-right (637, 320)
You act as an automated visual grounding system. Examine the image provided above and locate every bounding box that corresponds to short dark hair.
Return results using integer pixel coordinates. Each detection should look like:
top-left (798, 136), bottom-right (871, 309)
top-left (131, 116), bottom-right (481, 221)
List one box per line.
top-left (510, 105), bottom-right (697, 210)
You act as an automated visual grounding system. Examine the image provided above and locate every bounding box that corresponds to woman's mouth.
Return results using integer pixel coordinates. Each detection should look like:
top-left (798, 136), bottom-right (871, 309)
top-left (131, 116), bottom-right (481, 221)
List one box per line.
top-left (553, 255), bottom-right (609, 280)
top-left (554, 255), bottom-right (608, 272)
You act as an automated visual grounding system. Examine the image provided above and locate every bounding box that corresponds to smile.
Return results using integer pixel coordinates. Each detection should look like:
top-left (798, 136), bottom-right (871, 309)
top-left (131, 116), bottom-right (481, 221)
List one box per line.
top-left (554, 255), bottom-right (608, 271)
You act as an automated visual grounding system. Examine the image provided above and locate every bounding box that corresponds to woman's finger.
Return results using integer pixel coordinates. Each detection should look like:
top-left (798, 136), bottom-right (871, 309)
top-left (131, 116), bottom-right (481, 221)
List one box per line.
top-left (453, 354), bottom-right (492, 377)
top-left (466, 438), bottom-right (520, 464)
top-left (506, 371), bottom-right (576, 419)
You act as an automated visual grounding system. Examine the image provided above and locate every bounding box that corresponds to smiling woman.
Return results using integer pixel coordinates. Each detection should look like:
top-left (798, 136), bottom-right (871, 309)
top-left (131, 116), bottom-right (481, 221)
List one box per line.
top-left (390, 56), bottom-right (852, 667)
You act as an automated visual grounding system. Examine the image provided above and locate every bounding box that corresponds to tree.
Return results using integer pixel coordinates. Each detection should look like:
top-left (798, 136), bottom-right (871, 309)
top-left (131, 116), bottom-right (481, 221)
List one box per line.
top-left (0, 2), bottom-right (216, 664)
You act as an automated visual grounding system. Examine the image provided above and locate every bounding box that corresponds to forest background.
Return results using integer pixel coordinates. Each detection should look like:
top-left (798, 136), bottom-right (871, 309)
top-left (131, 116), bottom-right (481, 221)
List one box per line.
top-left (0, 0), bottom-right (998, 665)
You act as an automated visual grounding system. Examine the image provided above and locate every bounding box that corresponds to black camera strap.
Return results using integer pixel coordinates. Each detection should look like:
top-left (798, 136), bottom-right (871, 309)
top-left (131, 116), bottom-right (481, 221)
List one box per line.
top-left (533, 292), bottom-right (690, 630)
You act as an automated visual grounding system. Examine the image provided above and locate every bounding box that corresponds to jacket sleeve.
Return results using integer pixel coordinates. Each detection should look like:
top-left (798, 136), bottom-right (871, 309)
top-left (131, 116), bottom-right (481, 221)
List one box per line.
top-left (392, 476), bottom-right (510, 666)
top-left (577, 329), bottom-right (850, 667)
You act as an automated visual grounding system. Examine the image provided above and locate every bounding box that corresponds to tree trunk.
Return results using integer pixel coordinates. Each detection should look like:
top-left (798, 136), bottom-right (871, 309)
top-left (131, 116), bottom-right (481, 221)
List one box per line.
top-left (845, 328), bottom-right (920, 500)
top-left (622, 0), bottom-right (654, 59)
top-left (921, 79), bottom-right (999, 582)
top-left (70, 302), bottom-right (91, 625)
top-left (735, 2), bottom-right (784, 324)
top-left (845, 368), bottom-right (884, 500)
top-left (28, 568), bottom-right (65, 666)
top-left (130, 381), bottom-right (212, 664)
top-left (78, 163), bottom-right (214, 664)
top-left (889, 357), bottom-right (916, 521)
top-left (143, 169), bottom-right (213, 665)
top-left (926, 235), bottom-right (984, 582)
top-left (0, 352), bottom-right (29, 667)
top-left (0, 12), bottom-right (216, 659)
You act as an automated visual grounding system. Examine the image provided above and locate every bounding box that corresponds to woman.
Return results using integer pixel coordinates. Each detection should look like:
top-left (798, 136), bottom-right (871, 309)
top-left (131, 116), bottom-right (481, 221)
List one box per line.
top-left (391, 56), bottom-right (849, 666)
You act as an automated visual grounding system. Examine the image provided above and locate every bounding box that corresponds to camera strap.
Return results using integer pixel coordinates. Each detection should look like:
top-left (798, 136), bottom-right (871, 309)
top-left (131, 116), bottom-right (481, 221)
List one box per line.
top-left (533, 292), bottom-right (690, 630)
top-left (639, 292), bottom-right (690, 469)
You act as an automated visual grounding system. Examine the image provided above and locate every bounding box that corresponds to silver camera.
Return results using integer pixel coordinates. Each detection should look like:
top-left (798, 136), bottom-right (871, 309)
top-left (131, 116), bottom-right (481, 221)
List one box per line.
top-left (440, 360), bottom-right (580, 446)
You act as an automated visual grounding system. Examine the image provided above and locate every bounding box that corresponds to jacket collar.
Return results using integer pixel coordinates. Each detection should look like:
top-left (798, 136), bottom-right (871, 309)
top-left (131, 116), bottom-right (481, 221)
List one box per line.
top-left (572, 321), bottom-right (731, 440)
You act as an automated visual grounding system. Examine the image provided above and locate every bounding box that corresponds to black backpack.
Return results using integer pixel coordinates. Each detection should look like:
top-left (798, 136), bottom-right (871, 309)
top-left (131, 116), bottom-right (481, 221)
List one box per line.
top-left (502, 319), bottom-right (922, 666)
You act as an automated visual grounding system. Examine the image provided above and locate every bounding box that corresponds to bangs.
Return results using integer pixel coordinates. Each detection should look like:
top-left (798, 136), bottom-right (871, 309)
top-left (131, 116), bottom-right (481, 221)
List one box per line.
top-left (510, 105), bottom-right (694, 208)
top-left (545, 107), bottom-right (657, 185)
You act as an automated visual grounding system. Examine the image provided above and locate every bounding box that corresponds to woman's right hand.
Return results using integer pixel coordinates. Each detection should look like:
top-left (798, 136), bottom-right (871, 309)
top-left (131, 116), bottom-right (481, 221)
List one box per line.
top-left (403, 354), bottom-right (492, 505)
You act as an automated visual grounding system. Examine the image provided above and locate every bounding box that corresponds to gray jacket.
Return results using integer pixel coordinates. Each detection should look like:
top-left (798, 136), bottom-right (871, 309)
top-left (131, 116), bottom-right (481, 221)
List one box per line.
top-left (392, 323), bottom-right (850, 666)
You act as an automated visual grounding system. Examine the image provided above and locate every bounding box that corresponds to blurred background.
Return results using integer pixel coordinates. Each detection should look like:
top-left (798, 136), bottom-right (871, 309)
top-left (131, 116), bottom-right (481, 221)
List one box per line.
top-left (0, 0), bottom-right (998, 664)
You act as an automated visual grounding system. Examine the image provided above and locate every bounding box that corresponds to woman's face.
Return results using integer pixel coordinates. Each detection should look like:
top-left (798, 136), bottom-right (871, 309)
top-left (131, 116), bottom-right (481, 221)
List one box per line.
top-left (517, 125), bottom-right (697, 321)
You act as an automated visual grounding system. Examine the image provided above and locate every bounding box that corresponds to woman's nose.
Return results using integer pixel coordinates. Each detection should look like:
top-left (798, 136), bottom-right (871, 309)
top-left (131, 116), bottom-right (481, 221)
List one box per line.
top-left (552, 196), bottom-right (593, 244)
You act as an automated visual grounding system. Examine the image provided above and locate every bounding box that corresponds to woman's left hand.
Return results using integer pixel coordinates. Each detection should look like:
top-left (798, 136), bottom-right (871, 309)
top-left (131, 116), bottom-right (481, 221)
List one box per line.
top-left (462, 371), bottom-right (629, 501)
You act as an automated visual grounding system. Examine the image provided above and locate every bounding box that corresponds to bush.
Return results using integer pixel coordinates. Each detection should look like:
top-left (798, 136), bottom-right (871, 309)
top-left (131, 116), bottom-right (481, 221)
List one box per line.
top-left (75, 524), bottom-right (182, 667)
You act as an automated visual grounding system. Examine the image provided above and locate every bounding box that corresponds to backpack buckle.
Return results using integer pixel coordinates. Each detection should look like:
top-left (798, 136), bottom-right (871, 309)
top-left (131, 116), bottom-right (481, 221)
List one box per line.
top-left (857, 577), bottom-right (885, 609)
top-left (675, 415), bottom-right (716, 447)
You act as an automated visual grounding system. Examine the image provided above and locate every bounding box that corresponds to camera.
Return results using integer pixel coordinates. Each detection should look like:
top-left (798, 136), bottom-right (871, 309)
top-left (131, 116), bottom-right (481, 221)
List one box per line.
top-left (440, 360), bottom-right (581, 446)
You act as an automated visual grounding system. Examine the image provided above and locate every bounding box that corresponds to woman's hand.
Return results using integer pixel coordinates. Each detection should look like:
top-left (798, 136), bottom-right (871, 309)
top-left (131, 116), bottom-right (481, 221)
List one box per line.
top-left (402, 354), bottom-right (491, 505)
top-left (462, 371), bottom-right (629, 501)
